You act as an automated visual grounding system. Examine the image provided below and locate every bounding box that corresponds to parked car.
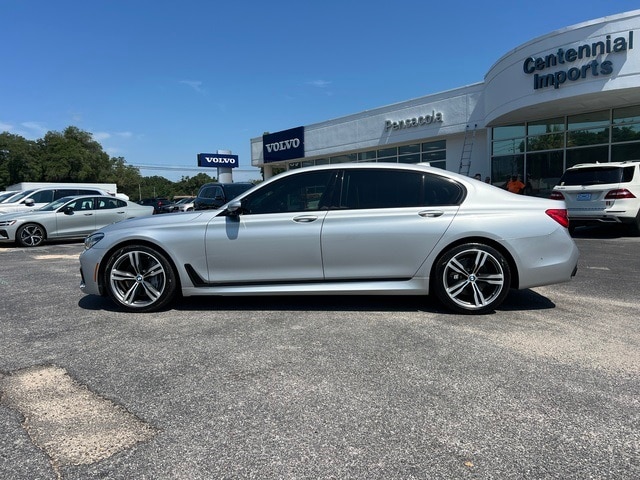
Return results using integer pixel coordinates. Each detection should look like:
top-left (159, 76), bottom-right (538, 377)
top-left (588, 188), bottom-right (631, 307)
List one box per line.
top-left (173, 197), bottom-right (196, 212)
top-left (79, 163), bottom-right (579, 314)
top-left (0, 191), bottom-right (20, 203)
top-left (138, 198), bottom-right (170, 214)
top-left (0, 186), bottom-right (111, 214)
top-left (193, 182), bottom-right (254, 210)
top-left (551, 161), bottom-right (640, 235)
top-left (0, 195), bottom-right (154, 247)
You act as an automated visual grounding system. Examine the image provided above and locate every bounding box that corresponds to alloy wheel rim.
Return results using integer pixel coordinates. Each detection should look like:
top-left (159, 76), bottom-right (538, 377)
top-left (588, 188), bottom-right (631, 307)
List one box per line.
top-left (109, 250), bottom-right (166, 308)
top-left (443, 249), bottom-right (505, 310)
top-left (21, 226), bottom-right (43, 246)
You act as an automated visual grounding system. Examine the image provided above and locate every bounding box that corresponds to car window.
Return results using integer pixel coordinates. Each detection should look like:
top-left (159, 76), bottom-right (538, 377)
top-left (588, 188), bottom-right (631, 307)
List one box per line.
top-left (224, 184), bottom-right (253, 200)
top-left (1, 189), bottom-right (35, 203)
top-left (622, 166), bottom-right (636, 183)
top-left (338, 170), bottom-right (464, 209)
top-left (559, 167), bottom-right (624, 185)
top-left (201, 186), bottom-right (223, 199)
top-left (98, 198), bottom-right (124, 209)
top-left (30, 189), bottom-right (55, 203)
top-left (242, 171), bottom-right (334, 214)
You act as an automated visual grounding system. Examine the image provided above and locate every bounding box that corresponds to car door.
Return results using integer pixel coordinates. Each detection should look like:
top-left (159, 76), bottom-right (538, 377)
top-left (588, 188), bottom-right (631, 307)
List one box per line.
top-left (204, 170), bottom-right (335, 283)
top-left (53, 198), bottom-right (97, 238)
top-left (321, 169), bottom-right (461, 279)
top-left (94, 197), bottom-right (128, 228)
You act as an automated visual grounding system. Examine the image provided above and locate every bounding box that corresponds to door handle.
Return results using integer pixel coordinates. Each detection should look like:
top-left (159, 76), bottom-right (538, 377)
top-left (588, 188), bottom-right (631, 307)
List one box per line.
top-left (418, 210), bottom-right (444, 218)
top-left (293, 215), bottom-right (318, 223)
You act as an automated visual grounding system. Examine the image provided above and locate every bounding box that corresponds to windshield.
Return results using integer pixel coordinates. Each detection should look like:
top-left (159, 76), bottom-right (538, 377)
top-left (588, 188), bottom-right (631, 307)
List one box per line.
top-left (38, 196), bottom-right (76, 212)
top-left (559, 167), bottom-right (624, 186)
top-left (0, 191), bottom-right (20, 203)
top-left (1, 189), bottom-right (35, 203)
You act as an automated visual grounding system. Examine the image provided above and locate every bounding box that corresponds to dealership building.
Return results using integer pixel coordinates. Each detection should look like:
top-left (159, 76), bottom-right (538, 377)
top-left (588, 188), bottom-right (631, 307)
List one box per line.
top-left (251, 10), bottom-right (640, 196)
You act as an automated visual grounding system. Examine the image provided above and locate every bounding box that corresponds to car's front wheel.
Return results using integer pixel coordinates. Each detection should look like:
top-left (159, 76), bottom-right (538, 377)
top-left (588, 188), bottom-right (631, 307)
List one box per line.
top-left (104, 245), bottom-right (177, 312)
top-left (433, 243), bottom-right (511, 314)
top-left (16, 223), bottom-right (46, 247)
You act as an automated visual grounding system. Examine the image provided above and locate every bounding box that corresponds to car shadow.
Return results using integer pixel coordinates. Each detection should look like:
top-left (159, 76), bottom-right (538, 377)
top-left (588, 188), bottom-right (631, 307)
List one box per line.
top-left (78, 289), bottom-right (556, 315)
top-left (571, 224), bottom-right (635, 239)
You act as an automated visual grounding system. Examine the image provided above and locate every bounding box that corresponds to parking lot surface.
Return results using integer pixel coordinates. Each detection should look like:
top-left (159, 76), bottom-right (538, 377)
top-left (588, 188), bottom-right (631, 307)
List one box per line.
top-left (0, 228), bottom-right (638, 479)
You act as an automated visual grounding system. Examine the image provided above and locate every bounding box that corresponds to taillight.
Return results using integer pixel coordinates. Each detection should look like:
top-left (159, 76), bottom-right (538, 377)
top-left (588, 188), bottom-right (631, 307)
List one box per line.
top-left (546, 208), bottom-right (570, 228)
top-left (549, 191), bottom-right (565, 200)
top-left (605, 189), bottom-right (636, 199)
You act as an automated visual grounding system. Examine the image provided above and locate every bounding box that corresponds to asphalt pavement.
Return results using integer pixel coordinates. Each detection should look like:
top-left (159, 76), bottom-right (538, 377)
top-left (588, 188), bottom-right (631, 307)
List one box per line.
top-left (0, 227), bottom-right (638, 479)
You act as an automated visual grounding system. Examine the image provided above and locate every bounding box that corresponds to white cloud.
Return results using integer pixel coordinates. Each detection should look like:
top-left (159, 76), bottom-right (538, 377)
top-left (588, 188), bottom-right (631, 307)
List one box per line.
top-left (180, 80), bottom-right (205, 94)
top-left (21, 121), bottom-right (48, 136)
top-left (0, 122), bottom-right (14, 132)
top-left (307, 80), bottom-right (332, 88)
top-left (92, 132), bottom-right (111, 141)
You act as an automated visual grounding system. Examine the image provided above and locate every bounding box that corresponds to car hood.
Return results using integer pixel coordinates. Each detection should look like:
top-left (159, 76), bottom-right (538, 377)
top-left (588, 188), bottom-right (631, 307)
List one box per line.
top-left (97, 211), bottom-right (208, 233)
top-left (0, 210), bottom-right (46, 222)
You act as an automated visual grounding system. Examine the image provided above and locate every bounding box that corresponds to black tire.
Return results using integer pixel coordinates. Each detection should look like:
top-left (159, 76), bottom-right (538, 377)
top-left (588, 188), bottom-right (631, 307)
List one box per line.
top-left (103, 245), bottom-right (177, 312)
top-left (628, 211), bottom-right (640, 236)
top-left (433, 243), bottom-right (511, 314)
top-left (16, 223), bottom-right (46, 247)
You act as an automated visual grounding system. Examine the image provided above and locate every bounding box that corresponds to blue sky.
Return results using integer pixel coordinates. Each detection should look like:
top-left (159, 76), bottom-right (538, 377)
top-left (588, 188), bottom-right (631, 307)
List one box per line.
top-left (1, 1), bottom-right (637, 182)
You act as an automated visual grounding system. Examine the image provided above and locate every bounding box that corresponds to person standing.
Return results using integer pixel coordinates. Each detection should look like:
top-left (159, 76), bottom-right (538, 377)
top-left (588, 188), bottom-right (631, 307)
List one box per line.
top-left (506, 175), bottom-right (525, 194)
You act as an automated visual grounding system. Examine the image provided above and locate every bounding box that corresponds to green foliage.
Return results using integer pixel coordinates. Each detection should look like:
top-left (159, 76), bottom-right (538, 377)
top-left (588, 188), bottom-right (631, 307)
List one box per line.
top-left (0, 126), bottom-right (227, 199)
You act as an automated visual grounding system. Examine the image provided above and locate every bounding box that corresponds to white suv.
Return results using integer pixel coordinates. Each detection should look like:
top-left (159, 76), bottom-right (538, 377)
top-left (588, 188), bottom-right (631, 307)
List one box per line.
top-left (551, 161), bottom-right (640, 235)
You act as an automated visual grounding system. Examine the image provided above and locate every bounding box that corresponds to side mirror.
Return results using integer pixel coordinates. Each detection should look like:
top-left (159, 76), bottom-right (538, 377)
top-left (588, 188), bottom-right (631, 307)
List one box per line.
top-left (24, 198), bottom-right (35, 207)
top-left (63, 206), bottom-right (75, 215)
top-left (226, 200), bottom-right (242, 216)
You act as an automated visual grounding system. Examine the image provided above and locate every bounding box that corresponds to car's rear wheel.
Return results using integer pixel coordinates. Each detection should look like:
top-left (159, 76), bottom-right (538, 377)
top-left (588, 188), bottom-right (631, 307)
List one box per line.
top-left (628, 211), bottom-right (640, 236)
top-left (16, 223), bottom-right (45, 247)
top-left (104, 245), bottom-right (177, 312)
top-left (433, 243), bottom-right (511, 314)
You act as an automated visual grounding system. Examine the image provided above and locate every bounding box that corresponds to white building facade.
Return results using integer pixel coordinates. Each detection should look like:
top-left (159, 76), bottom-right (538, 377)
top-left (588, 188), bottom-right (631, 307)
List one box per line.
top-left (251, 10), bottom-right (640, 196)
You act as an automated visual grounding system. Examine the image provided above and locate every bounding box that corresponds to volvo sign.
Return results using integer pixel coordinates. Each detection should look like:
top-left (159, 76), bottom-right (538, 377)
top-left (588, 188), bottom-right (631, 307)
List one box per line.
top-left (197, 153), bottom-right (239, 168)
top-left (263, 126), bottom-right (304, 163)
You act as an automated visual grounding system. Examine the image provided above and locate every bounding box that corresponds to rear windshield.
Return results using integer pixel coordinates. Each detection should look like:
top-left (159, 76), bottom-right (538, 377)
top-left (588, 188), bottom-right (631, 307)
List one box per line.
top-left (559, 166), bottom-right (635, 186)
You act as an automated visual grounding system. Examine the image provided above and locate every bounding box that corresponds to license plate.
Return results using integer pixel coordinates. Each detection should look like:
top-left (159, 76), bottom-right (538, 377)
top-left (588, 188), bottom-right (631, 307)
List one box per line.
top-left (576, 193), bottom-right (592, 201)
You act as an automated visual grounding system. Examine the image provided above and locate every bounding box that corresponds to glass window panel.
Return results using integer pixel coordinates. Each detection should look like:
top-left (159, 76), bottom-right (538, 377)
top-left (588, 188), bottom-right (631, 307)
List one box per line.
top-left (398, 153), bottom-right (420, 164)
top-left (612, 123), bottom-right (640, 143)
top-left (492, 138), bottom-right (525, 155)
top-left (493, 125), bottom-right (525, 140)
top-left (527, 117), bottom-right (565, 135)
top-left (357, 151), bottom-right (376, 161)
top-left (422, 151), bottom-right (446, 162)
top-left (377, 147), bottom-right (397, 158)
top-left (565, 145), bottom-right (609, 168)
top-left (491, 155), bottom-right (524, 188)
top-left (315, 158), bottom-right (330, 165)
top-left (421, 140), bottom-right (446, 151)
top-left (302, 160), bottom-right (315, 167)
top-left (613, 105), bottom-right (640, 124)
top-left (567, 127), bottom-right (609, 147)
top-left (527, 133), bottom-right (564, 151)
top-left (612, 142), bottom-right (640, 162)
top-left (567, 110), bottom-right (609, 130)
top-left (330, 154), bottom-right (356, 164)
top-left (399, 144), bottom-right (420, 155)
top-left (525, 151), bottom-right (564, 197)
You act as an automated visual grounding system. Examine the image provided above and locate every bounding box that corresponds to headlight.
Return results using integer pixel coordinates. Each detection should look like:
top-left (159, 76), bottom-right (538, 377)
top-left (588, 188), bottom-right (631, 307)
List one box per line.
top-left (0, 220), bottom-right (17, 227)
top-left (84, 232), bottom-right (104, 250)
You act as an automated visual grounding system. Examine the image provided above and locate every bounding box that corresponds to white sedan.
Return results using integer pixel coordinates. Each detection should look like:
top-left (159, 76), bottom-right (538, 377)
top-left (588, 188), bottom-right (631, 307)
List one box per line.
top-left (0, 195), bottom-right (154, 247)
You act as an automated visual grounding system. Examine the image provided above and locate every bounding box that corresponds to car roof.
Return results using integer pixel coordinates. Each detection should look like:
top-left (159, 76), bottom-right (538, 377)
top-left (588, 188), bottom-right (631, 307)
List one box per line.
top-left (568, 160), bottom-right (640, 169)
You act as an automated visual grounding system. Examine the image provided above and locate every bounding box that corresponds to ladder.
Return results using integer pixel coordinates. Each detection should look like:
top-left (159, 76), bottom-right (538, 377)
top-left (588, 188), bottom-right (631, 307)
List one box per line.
top-left (458, 124), bottom-right (477, 176)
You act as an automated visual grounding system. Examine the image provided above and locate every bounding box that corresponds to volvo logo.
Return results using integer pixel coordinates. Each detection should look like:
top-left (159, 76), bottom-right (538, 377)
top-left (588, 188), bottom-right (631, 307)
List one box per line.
top-left (264, 138), bottom-right (301, 153)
